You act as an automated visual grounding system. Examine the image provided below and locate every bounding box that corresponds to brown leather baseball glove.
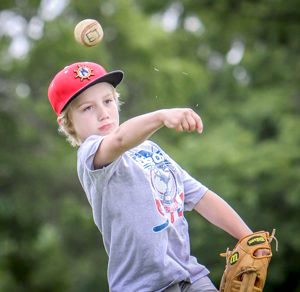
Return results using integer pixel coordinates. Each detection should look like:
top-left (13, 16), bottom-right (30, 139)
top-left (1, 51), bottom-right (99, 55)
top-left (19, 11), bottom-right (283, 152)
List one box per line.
top-left (219, 229), bottom-right (278, 292)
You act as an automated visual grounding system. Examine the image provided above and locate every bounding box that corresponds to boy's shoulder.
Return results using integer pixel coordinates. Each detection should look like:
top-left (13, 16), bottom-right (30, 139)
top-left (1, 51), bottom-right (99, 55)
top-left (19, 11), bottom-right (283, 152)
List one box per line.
top-left (77, 135), bottom-right (104, 158)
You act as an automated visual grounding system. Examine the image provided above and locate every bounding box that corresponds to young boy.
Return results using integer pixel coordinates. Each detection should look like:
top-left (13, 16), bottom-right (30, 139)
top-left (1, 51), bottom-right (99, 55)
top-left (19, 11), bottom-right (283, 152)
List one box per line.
top-left (48, 61), bottom-right (267, 292)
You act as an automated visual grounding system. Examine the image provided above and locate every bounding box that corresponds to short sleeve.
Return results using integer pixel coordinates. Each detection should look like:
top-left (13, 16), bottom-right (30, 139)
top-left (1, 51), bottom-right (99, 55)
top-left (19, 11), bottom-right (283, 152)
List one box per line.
top-left (77, 135), bottom-right (122, 206)
top-left (77, 135), bottom-right (121, 179)
top-left (78, 135), bottom-right (104, 171)
top-left (179, 167), bottom-right (208, 211)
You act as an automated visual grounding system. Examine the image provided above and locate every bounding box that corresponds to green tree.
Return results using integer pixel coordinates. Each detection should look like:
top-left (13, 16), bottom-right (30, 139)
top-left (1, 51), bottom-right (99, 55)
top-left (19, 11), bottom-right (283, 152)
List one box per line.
top-left (0, 0), bottom-right (299, 291)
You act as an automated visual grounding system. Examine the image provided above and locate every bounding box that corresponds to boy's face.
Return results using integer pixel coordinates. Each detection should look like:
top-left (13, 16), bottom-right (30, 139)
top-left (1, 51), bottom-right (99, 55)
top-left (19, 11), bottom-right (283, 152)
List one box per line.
top-left (69, 82), bottom-right (119, 141)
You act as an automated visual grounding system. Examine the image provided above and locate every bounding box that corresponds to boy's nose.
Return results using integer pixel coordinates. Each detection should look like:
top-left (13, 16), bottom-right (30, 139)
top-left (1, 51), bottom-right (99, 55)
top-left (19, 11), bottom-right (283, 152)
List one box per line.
top-left (97, 107), bottom-right (109, 121)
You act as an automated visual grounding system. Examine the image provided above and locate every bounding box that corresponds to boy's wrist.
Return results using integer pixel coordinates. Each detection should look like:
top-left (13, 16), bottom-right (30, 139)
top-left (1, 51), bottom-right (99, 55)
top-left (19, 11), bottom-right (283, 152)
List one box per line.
top-left (155, 109), bottom-right (167, 127)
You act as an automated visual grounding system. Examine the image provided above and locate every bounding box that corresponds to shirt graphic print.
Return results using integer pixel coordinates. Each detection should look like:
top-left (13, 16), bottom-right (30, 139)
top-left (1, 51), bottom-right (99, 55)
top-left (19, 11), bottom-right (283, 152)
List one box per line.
top-left (129, 145), bottom-right (184, 232)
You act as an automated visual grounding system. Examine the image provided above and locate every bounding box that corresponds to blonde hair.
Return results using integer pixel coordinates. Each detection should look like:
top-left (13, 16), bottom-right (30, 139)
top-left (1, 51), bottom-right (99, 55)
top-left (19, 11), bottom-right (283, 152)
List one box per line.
top-left (58, 87), bottom-right (121, 147)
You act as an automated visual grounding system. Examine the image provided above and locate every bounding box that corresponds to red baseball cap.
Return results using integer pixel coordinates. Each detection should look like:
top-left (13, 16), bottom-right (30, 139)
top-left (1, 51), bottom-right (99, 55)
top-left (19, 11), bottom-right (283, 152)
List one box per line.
top-left (48, 61), bottom-right (123, 115)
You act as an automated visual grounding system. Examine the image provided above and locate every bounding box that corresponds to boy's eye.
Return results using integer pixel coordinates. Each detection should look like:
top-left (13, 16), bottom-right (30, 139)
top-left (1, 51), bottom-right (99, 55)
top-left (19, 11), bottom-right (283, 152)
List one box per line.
top-left (104, 98), bottom-right (113, 104)
top-left (83, 105), bottom-right (93, 111)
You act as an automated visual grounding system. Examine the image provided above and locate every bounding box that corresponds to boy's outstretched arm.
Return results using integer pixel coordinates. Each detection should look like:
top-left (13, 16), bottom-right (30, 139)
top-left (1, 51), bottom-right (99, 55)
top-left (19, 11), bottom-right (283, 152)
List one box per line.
top-left (94, 108), bottom-right (203, 168)
top-left (194, 190), bottom-right (253, 240)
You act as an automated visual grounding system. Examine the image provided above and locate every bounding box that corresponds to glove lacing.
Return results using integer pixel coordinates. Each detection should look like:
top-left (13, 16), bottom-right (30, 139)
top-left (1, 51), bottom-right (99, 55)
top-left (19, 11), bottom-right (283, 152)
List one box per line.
top-left (269, 229), bottom-right (279, 252)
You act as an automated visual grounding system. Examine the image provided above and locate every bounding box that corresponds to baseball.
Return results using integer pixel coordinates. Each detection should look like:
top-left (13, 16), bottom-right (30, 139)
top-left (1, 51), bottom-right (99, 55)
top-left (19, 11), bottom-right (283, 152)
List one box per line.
top-left (74, 19), bottom-right (104, 47)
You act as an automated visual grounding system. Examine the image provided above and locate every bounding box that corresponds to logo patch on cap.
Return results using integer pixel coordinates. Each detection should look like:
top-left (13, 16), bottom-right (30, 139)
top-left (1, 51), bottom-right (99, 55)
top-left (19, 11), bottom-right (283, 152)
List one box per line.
top-left (74, 65), bottom-right (95, 81)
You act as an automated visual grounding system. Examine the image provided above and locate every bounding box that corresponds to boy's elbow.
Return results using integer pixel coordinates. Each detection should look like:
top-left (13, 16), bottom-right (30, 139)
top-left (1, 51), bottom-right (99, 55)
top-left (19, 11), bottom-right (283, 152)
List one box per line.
top-left (113, 135), bottom-right (126, 152)
top-left (109, 130), bottom-right (128, 154)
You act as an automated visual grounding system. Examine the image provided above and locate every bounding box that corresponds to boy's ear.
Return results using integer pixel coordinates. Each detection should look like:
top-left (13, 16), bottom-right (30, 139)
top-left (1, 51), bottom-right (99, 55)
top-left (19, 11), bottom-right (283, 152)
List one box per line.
top-left (57, 116), bottom-right (62, 125)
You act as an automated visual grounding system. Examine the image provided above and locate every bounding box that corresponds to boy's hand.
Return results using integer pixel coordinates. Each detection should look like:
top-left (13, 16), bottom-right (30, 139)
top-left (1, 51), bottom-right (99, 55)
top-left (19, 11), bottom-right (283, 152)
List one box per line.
top-left (160, 108), bottom-right (203, 134)
top-left (254, 248), bottom-right (271, 257)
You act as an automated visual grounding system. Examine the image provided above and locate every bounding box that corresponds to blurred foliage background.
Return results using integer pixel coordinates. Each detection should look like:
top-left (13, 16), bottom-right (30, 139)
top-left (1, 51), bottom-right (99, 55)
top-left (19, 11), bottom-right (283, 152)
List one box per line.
top-left (0, 0), bottom-right (299, 291)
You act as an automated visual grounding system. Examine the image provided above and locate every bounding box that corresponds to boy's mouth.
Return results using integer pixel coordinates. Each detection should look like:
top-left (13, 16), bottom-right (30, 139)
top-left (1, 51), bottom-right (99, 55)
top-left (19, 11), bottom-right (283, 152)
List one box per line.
top-left (98, 123), bottom-right (113, 132)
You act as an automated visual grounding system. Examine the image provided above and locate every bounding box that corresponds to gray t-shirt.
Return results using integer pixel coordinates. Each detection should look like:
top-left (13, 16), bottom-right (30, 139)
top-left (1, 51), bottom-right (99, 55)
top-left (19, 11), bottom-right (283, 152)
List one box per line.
top-left (77, 135), bottom-right (210, 292)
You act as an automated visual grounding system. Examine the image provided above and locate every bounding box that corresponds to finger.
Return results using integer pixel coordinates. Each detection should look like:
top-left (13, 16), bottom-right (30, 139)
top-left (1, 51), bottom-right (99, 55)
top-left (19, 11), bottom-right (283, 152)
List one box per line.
top-left (186, 114), bottom-right (196, 132)
top-left (176, 123), bottom-right (184, 132)
top-left (254, 250), bottom-right (262, 257)
top-left (263, 249), bottom-right (271, 255)
top-left (181, 118), bottom-right (190, 131)
top-left (254, 248), bottom-right (270, 257)
top-left (191, 111), bottom-right (203, 133)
